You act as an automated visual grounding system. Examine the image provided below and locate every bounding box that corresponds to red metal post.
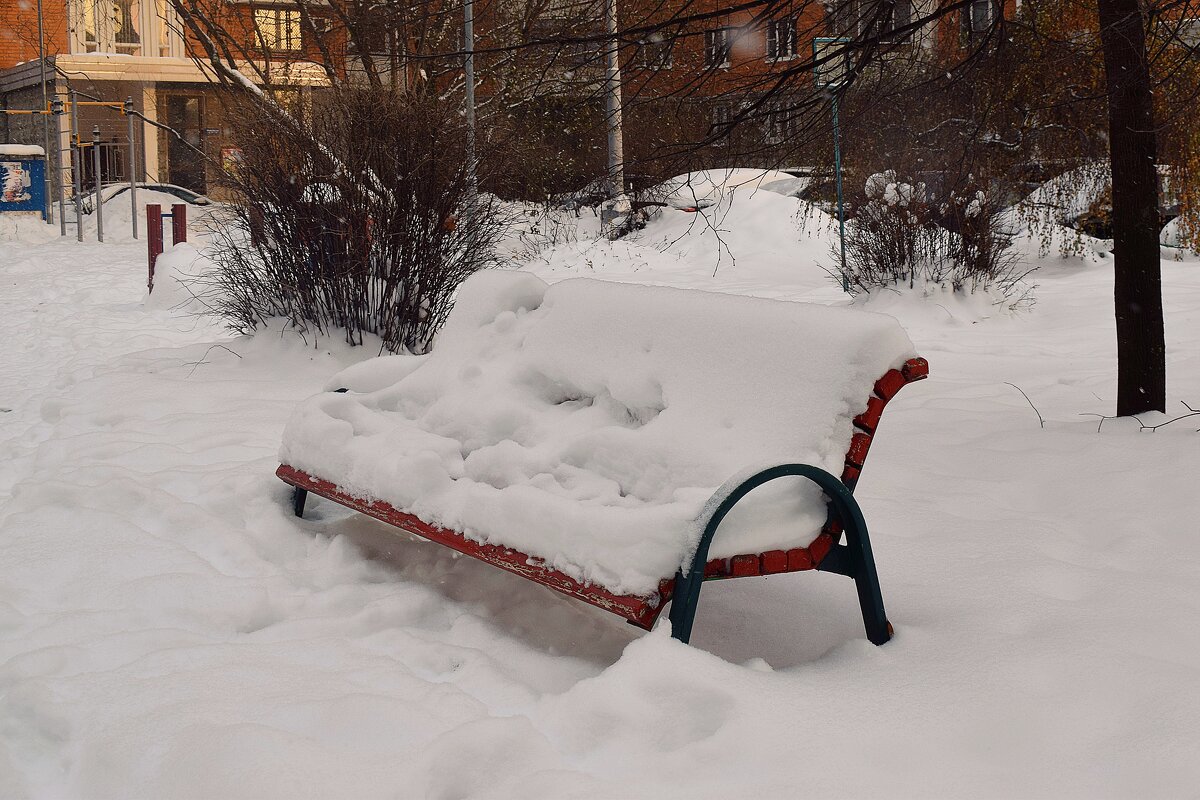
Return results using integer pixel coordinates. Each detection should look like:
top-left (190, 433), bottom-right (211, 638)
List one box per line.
top-left (170, 203), bottom-right (186, 245)
top-left (146, 203), bottom-right (163, 293)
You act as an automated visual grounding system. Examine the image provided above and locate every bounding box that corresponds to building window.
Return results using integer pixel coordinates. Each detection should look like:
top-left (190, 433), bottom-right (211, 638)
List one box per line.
top-left (837, 0), bottom-right (911, 41)
top-left (704, 27), bottom-right (732, 67)
top-left (765, 101), bottom-right (800, 143)
top-left (255, 8), bottom-right (302, 52)
top-left (157, 0), bottom-right (179, 56)
top-left (867, 0), bottom-right (912, 39)
top-left (638, 35), bottom-right (674, 69)
top-left (1177, 17), bottom-right (1199, 47)
top-left (709, 103), bottom-right (731, 145)
top-left (962, 0), bottom-right (993, 39)
top-left (563, 38), bottom-right (599, 69)
top-left (113, 0), bottom-right (142, 53)
top-left (766, 17), bottom-right (797, 60)
top-left (82, 0), bottom-right (99, 50)
top-left (348, 24), bottom-right (393, 56)
top-left (529, 20), bottom-right (600, 71)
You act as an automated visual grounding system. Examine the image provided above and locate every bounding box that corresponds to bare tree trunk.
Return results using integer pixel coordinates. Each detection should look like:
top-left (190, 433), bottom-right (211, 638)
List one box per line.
top-left (1098, 0), bottom-right (1165, 415)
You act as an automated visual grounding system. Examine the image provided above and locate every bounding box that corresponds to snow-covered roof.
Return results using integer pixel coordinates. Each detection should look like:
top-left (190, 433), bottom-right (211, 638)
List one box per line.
top-left (0, 144), bottom-right (46, 157)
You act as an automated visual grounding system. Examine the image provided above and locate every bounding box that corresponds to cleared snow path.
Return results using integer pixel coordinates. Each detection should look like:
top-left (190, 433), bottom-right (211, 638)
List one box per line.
top-left (2, 208), bottom-right (1200, 797)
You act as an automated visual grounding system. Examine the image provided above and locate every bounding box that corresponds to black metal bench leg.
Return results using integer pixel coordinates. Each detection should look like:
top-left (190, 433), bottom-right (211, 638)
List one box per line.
top-left (841, 523), bottom-right (892, 645)
top-left (292, 486), bottom-right (308, 518)
top-left (667, 569), bottom-right (699, 643)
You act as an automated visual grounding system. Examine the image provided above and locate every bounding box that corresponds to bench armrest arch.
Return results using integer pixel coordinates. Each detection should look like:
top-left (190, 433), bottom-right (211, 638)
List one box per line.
top-left (668, 464), bottom-right (877, 644)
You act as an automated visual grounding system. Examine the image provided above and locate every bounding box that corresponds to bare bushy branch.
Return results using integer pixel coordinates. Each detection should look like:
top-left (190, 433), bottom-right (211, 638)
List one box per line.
top-left (205, 90), bottom-right (508, 353)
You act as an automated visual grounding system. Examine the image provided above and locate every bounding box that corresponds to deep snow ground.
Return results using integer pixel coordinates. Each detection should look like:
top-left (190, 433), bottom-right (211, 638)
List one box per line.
top-left (2, 204), bottom-right (1200, 798)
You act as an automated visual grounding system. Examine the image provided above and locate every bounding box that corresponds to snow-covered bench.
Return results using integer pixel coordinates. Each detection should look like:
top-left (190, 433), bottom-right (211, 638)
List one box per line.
top-left (276, 272), bottom-right (928, 645)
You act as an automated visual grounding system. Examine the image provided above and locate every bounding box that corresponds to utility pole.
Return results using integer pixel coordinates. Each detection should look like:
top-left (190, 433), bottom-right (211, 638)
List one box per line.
top-left (464, 0), bottom-right (477, 197)
top-left (126, 97), bottom-right (138, 239)
top-left (601, 0), bottom-right (629, 236)
top-left (813, 38), bottom-right (851, 293)
top-left (70, 90), bottom-right (83, 243)
top-left (52, 96), bottom-right (65, 236)
top-left (36, 0), bottom-right (53, 225)
top-left (832, 94), bottom-right (848, 293)
top-left (92, 125), bottom-right (104, 243)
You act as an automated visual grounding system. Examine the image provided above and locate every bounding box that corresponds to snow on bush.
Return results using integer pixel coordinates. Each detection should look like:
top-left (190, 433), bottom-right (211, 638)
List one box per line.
top-left (841, 170), bottom-right (1027, 305)
top-left (281, 271), bottom-right (916, 596)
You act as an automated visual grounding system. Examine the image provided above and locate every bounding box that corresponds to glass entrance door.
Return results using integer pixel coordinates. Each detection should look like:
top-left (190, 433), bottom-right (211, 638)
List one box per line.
top-left (166, 96), bottom-right (206, 193)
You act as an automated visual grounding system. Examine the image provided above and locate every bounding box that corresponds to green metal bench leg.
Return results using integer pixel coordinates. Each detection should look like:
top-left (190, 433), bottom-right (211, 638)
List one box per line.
top-left (292, 486), bottom-right (308, 518)
top-left (846, 519), bottom-right (892, 645)
top-left (816, 517), bottom-right (892, 645)
top-left (669, 464), bottom-right (892, 646)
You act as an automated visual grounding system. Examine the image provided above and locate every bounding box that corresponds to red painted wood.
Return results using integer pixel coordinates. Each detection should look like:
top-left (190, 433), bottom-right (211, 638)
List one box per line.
top-left (730, 554), bottom-right (760, 577)
top-left (276, 355), bottom-right (929, 625)
top-left (787, 548), bottom-right (815, 571)
top-left (171, 203), bottom-right (187, 245)
top-left (146, 204), bottom-right (163, 292)
top-left (761, 550), bottom-right (788, 574)
top-left (277, 465), bottom-right (667, 630)
top-left (903, 357), bottom-right (930, 382)
top-left (840, 464), bottom-right (862, 488)
top-left (853, 396), bottom-right (886, 433)
top-left (873, 369), bottom-right (907, 401)
top-left (846, 432), bottom-right (873, 467)
top-left (808, 533), bottom-right (834, 566)
top-left (704, 558), bottom-right (728, 578)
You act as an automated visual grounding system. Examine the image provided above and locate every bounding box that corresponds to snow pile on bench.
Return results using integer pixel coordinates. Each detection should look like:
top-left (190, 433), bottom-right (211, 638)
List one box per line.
top-left (280, 272), bottom-right (916, 596)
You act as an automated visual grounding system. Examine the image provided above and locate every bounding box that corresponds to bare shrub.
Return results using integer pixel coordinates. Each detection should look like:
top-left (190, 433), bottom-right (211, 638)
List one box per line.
top-left (206, 90), bottom-right (508, 354)
top-left (838, 170), bottom-right (1028, 302)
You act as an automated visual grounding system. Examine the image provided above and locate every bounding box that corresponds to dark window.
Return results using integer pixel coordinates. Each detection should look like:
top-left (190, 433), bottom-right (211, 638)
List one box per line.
top-left (709, 103), bottom-right (731, 144)
top-left (962, 0), bottom-right (993, 39)
top-left (530, 21), bottom-right (600, 70)
top-left (765, 101), bottom-right (800, 142)
top-left (704, 27), bottom-right (732, 67)
top-left (165, 95), bottom-right (207, 193)
top-left (347, 24), bottom-right (391, 55)
top-left (864, 0), bottom-right (912, 39)
top-left (766, 17), bottom-right (797, 59)
top-left (638, 35), bottom-right (674, 69)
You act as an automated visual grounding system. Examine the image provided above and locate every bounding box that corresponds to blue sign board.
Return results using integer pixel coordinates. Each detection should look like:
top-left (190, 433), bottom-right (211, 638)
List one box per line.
top-left (0, 158), bottom-right (45, 213)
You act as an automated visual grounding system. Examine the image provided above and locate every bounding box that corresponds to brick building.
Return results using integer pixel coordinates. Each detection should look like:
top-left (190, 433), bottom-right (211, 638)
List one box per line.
top-left (0, 0), bottom-right (331, 197)
top-left (1, 0), bottom-right (1022, 202)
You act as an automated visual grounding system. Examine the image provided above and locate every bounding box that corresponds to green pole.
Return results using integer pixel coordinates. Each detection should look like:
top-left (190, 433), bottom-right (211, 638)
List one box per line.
top-left (832, 94), bottom-right (848, 293)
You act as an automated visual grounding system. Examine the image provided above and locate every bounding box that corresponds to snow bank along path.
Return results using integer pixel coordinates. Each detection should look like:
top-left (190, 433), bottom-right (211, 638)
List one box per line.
top-left (280, 271), bottom-right (917, 596)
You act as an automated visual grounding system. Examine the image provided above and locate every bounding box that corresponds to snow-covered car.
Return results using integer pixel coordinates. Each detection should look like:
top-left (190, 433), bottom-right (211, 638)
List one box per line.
top-left (1019, 163), bottom-right (1180, 240)
top-left (1159, 216), bottom-right (1197, 250)
top-left (68, 183), bottom-right (213, 216)
top-left (652, 168), bottom-right (813, 211)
